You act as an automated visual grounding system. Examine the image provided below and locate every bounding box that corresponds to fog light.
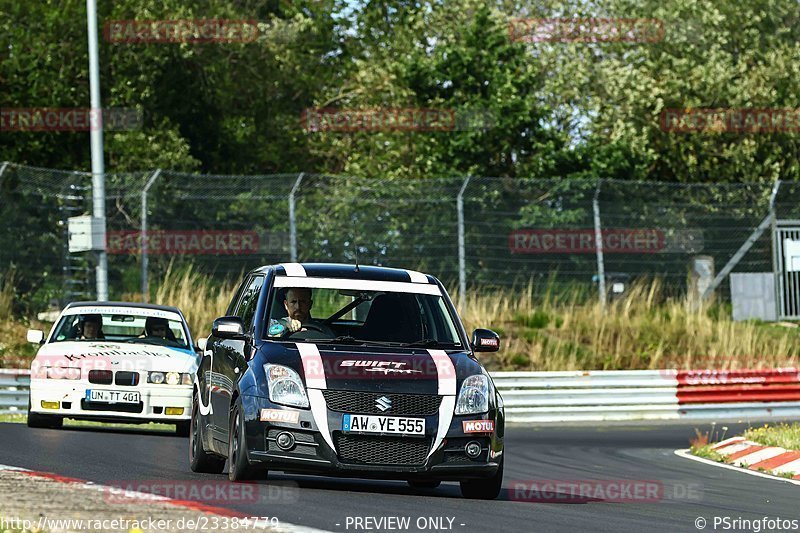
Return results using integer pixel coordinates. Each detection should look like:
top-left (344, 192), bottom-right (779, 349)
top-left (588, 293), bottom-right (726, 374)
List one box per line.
top-left (465, 441), bottom-right (482, 459)
top-left (276, 431), bottom-right (295, 451)
top-left (165, 407), bottom-right (184, 416)
top-left (41, 401), bottom-right (60, 410)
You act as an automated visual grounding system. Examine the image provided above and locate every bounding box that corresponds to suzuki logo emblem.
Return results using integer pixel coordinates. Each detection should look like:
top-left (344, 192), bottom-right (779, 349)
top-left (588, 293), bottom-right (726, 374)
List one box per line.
top-left (376, 396), bottom-right (392, 412)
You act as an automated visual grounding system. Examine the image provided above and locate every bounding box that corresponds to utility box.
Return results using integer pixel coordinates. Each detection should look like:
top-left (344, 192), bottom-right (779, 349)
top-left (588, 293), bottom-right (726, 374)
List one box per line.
top-left (730, 273), bottom-right (776, 321)
top-left (68, 215), bottom-right (106, 252)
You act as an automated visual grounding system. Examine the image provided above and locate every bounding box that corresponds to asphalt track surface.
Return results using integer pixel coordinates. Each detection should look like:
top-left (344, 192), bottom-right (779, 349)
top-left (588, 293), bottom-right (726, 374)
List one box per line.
top-left (0, 421), bottom-right (797, 533)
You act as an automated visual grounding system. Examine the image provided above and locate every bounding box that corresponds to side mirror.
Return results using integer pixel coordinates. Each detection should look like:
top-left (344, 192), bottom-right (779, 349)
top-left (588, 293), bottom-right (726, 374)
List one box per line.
top-left (471, 328), bottom-right (500, 352)
top-left (196, 337), bottom-right (208, 352)
top-left (27, 329), bottom-right (44, 344)
top-left (212, 316), bottom-right (246, 340)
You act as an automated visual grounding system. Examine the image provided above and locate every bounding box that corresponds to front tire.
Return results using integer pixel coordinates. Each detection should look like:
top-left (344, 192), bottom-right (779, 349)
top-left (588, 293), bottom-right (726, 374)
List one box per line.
top-left (189, 400), bottom-right (225, 474)
top-left (228, 402), bottom-right (267, 482)
top-left (26, 400), bottom-right (63, 429)
top-left (459, 458), bottom-right (503, 500)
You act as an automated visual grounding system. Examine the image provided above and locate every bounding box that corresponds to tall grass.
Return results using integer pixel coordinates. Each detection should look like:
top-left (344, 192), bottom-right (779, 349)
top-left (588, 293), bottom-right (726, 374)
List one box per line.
top-left (0, 269), bottom-right (15, 320)
top-left (152, 264), bottom-right (237, 339)
top-left (118, 273), bottom-right (800, 371)
top-left (461, 279), bottom-right (800, 371)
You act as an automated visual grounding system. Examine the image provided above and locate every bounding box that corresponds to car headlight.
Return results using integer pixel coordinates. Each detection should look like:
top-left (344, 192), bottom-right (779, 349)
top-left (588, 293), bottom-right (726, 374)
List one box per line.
top-left (147, 371), bottom-right (191, 385)
top-left (455, 374), bottom-right (489, 415)
top-left (264, 364), bottom-right (309, 408)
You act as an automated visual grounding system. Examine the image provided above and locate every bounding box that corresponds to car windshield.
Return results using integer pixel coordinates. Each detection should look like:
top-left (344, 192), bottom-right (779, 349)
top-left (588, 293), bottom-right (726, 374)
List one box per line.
top-left (265, 285), bottom-right (462, 347)
top-left (51, 311), bottom-right (189, 348)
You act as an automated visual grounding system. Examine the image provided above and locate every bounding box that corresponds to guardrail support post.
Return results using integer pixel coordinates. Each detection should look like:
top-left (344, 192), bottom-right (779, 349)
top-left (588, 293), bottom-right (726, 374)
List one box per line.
top-left (140, 169), bottom-right (161, 302)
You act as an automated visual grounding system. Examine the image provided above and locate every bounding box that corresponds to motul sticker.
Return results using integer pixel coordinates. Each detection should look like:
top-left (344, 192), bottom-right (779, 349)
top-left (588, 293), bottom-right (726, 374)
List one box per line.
top-left (479, 338), bottom-right (498, 347)
top-left (462, 420), bottom-right (494, 433)
top-left (260, 409), bottom-right (300, 424)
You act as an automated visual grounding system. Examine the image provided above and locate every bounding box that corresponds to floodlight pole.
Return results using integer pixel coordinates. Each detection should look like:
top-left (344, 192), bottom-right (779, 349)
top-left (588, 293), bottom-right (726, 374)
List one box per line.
top-left (87, 0), bottom-right (108, 301)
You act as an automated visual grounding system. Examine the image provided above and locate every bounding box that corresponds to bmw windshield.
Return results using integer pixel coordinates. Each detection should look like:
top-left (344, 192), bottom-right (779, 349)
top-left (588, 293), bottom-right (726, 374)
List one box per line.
top-left (51, 311), bottom-right (189, 348)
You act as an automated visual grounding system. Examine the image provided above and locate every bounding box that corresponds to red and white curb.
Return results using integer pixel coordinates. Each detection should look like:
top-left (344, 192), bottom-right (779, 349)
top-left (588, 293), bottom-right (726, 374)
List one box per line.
top-left (0, 464), bottom-right (331, 532)
top-left (674, 436), bottom-right (800, 486)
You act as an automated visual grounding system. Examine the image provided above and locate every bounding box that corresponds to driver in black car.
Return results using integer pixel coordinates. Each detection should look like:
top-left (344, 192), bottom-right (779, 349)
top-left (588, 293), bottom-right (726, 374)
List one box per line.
top-left (270, 287), bottom-right (335, 337)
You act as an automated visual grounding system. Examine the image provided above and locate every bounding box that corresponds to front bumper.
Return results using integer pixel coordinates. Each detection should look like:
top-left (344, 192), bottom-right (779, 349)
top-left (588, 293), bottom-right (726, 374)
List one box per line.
top-left (239, 394), bottom-right (504, 481)
top-left (29, 379), bottom-right (192, 422)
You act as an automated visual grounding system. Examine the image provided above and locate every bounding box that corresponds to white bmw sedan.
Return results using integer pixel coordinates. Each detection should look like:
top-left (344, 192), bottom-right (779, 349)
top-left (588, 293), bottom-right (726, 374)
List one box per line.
top-left (26, 301), bottom-right (199, 435)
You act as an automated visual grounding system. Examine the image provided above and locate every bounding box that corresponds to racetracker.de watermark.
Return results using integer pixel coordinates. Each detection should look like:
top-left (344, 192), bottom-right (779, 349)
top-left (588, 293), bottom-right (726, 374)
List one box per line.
top-left (104, 479), bottom-right (299, 505)
top-left (1, 108), bottom-right (142, 132)
top-left (300, 107), bottom-right (496, 132)
top-left (508, 17), bottom-right (665, 43)
top-left (660, 108), bottom-right (800, 133)
top-left (103, 19), bottom-right (258, 43)
top-left (511, 479), bottom-right (703, 503)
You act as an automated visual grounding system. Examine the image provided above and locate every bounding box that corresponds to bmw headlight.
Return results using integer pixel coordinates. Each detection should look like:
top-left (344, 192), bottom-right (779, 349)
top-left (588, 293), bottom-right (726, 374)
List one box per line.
top-left (455, 374), bottom-right (489, 415)
top-left (148, 371), bottom-right (191, 385)
top-left (264, 364), bottom-right (309, 408)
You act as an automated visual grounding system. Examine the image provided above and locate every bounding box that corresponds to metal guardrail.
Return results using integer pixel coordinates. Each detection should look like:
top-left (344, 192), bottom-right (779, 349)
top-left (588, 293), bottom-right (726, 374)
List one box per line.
top-left (0, 370), bottom-right (30, 414)
top-left (492, 369), bottom-right (800, 423)
top-left (4, 368), bottom-right (800, 423)
top-left (492, 370), bottom-right (681, 423)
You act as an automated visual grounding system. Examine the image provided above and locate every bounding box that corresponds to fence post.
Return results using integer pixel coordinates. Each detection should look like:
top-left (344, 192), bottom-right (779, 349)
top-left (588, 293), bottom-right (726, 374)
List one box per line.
top-left (289, 173), bottom-right (305, 262)
top-left (457, 176), bottom-right (472, 313)
top-left (702, 178), bottom-right (781, 301)
top-left (593, 179), bottom-right (606, 307)
top-left (772, 179), bottom-right (783, 319)
top-left (140, 169), bottom-right (162, 302)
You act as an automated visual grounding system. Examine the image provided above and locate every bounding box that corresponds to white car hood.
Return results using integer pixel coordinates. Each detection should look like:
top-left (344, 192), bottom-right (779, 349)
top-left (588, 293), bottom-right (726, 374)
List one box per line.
top-left (32, 341), bottom-right (198, 376)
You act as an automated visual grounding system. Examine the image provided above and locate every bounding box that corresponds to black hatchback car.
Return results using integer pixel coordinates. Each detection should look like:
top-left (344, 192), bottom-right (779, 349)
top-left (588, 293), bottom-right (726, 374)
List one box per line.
top-left (190, 263), bottom-right (504, 499)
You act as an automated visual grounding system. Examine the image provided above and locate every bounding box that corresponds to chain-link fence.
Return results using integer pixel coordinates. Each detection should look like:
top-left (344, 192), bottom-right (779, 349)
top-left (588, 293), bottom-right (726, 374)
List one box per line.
top-left (0, 162), bottom-right (781, 312)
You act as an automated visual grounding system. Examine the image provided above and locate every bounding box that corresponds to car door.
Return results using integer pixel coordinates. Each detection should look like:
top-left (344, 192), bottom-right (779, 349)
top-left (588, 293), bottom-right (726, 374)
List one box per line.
top-left (213, 274), bottom-right (264, 443)
top-left (207, 275), bottom-right (249, 441)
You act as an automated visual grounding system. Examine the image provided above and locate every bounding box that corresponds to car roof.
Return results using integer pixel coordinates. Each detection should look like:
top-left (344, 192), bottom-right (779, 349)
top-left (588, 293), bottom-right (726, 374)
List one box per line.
top-left (65, 301), bottom-right (184, 314)
top-left (253, 263), bottom-right (435, 284)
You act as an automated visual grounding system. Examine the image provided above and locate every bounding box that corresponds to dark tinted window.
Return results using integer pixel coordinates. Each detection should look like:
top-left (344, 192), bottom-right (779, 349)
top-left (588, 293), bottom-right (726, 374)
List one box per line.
top-left (236, 275), bottom-right (264, 332)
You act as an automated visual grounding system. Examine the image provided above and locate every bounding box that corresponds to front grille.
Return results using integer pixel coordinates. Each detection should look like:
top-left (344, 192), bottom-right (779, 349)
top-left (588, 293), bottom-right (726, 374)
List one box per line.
top-left (88, 370), bottom-right (113, 385)
top-left (444, 452), bottom-right (472, 464)
top-left (80, 399), bottom-right (143, 413)
top-left (114, 371), bottom-right (139, 386)
top-left (323, 390), bottom-right (441, 416)
top-left (334, 433), bottom-right (431, 465)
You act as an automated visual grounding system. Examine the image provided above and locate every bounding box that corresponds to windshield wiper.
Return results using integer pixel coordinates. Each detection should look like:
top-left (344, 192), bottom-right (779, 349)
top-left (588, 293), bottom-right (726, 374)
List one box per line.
top-left (402, 339), bottom-right (459, 348)
top-left (315, 336), bottom-right (400, 346)
top-left (125, 338), bottom-right (161, 345)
